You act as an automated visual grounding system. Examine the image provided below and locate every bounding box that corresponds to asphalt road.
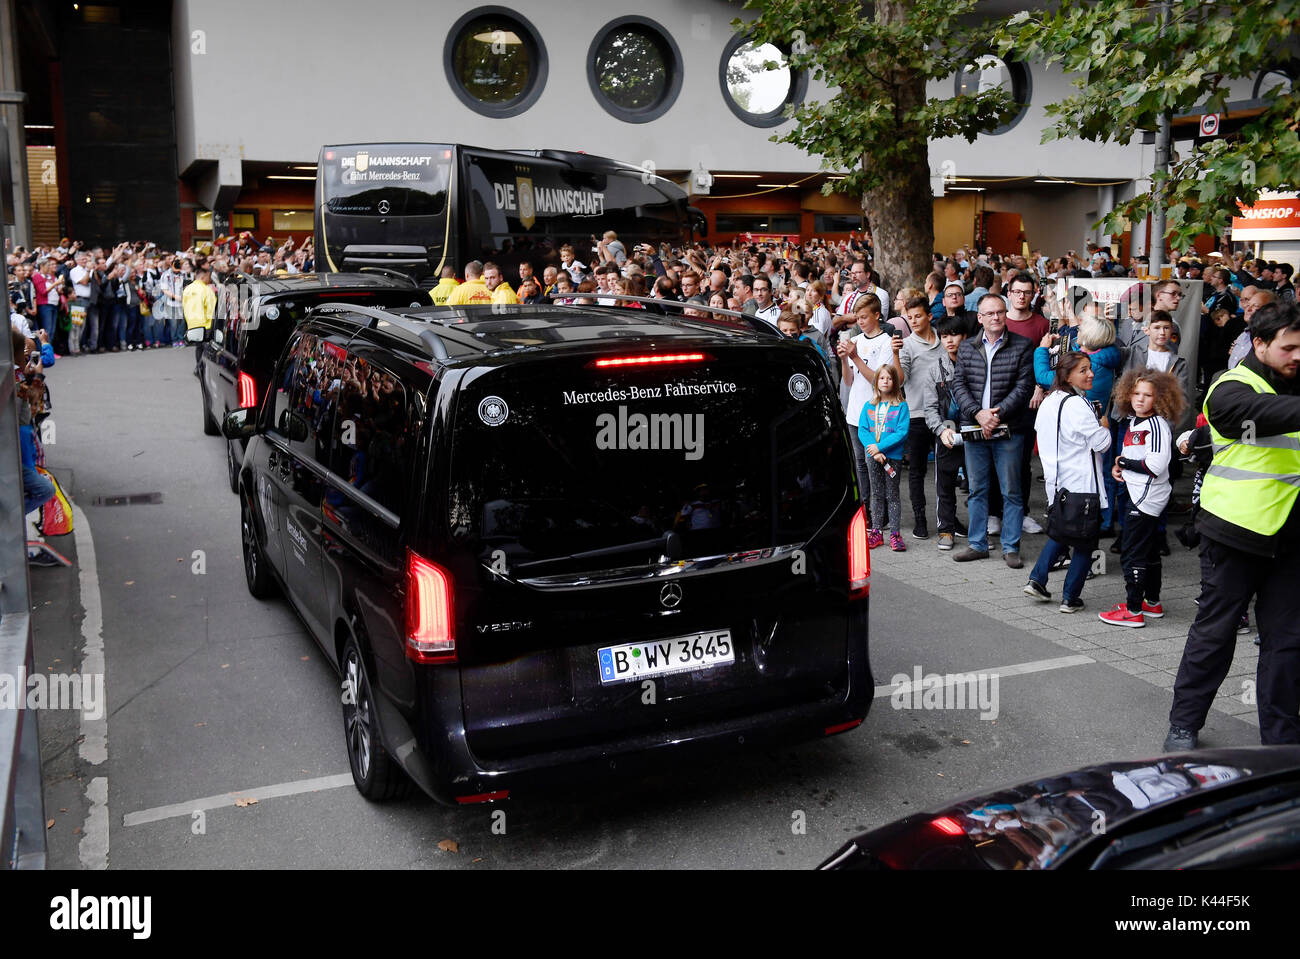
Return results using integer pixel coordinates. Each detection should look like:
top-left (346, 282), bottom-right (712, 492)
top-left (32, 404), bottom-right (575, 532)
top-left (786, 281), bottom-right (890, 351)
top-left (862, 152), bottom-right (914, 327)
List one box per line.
top-left (29, 347), bottom-right (1261, 869)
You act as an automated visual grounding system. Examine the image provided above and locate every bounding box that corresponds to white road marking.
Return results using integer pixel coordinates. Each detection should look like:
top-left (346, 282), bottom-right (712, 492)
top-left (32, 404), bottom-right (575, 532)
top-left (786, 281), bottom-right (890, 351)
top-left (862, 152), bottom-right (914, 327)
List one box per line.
top-left (72, 500), bottom-right (110, 869)
top-left (122, 773), bottom-right (355, 827)
top-left (873, 654), bottom-right (1096, 698)
top-left (80, 777), bottom-right (109, 870)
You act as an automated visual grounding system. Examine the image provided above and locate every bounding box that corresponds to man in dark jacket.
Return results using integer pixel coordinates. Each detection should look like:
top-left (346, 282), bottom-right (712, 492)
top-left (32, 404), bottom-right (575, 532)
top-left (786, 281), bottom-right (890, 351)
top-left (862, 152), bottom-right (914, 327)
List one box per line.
top-left (949, 293), bottom-right (1036, 567)
top-left (1165, 302), bottom-right (1300, 748)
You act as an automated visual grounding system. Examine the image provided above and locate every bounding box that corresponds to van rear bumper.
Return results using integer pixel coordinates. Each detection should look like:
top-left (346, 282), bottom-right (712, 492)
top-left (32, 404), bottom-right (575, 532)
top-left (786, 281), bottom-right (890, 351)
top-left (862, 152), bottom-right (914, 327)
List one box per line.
top-left (389, 602), bottom-right (871, 805)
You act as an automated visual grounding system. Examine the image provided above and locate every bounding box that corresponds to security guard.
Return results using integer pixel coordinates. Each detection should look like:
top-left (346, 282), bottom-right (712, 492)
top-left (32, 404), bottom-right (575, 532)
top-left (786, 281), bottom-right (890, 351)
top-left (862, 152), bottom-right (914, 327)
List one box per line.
top-left (1166, 301), bottom-right (1300, 748)
top-left (428, 266), bottom-right (460, 306)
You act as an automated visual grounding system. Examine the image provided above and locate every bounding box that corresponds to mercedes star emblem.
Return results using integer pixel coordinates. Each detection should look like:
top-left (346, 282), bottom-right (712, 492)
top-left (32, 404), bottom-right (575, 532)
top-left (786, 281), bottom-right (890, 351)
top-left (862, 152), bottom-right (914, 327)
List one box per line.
top-left (659, 583), bottom-right (682, 609)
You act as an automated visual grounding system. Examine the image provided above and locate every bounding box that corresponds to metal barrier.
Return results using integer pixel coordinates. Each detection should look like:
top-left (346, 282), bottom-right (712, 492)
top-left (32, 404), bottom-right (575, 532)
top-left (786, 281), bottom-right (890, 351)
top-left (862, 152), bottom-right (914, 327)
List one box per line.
top-left (0, 325), bottom-right (46, 869)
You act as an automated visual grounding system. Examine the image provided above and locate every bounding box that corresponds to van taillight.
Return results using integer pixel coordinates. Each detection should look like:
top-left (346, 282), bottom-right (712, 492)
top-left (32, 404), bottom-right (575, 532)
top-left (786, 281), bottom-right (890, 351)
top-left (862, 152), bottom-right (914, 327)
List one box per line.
top-left (238, 372), bottom-right (257, 408)
top-left (848, 505), bottom-right (870, 598)
top-left (405, 550), bottom-right (455, 663)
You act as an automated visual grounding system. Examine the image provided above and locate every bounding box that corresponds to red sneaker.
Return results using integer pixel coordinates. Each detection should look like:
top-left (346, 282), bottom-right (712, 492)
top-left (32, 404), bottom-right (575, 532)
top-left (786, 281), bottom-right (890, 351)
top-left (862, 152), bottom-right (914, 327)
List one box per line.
top-left (1100, 604), bottom-right (1145, 628)
top-left (867, 528), bottom-right (884, 550)
top-left (1141, 601), bottom-right (1164, 618)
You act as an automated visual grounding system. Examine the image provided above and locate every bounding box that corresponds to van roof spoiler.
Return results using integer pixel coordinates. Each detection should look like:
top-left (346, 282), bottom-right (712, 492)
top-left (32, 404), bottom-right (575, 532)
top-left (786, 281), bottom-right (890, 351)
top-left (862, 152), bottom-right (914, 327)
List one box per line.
top-left (538, 293), bottom-right (783, 338)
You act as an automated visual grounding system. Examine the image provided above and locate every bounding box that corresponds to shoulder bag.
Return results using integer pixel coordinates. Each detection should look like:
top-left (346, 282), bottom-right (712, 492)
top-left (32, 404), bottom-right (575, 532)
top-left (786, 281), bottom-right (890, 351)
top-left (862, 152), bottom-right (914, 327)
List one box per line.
top-left (1045, 395), bottom-right (1102, 545)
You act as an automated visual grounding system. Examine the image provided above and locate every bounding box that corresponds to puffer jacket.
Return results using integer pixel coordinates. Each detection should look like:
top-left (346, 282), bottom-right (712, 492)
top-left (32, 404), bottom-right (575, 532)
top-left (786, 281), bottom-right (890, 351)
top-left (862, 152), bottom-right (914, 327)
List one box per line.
top-left (949, 330), bottom-right (1036, 430)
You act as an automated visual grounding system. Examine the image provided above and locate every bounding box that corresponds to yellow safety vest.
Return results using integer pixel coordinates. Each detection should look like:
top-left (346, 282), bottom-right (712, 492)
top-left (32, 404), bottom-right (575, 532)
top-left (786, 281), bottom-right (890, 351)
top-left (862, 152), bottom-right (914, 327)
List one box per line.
top-left (1200, 363), bottom-right (1300, 536)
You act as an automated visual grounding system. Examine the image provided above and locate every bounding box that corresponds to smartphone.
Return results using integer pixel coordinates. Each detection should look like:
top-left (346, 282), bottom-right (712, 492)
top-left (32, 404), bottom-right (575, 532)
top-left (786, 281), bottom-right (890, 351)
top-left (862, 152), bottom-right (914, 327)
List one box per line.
top-left (1049, 314), bottom-right (1059, 334)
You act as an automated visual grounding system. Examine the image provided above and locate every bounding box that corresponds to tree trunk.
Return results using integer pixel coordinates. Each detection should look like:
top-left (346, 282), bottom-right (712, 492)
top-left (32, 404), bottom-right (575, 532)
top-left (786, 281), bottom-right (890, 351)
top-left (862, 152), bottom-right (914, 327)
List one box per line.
top-left (865, 0), bottom-right (935, 294)
top-left (864, 156), bottom-right (935, 295)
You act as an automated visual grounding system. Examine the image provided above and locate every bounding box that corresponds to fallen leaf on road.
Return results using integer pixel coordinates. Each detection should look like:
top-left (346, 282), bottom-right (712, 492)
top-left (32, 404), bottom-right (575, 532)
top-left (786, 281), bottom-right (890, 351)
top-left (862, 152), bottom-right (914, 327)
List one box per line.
top-left (60, 807), bottom-right (67, 812)
top-left (221, 664), bottom-right (230, 669)
top-left (961, 740), bottom-right (972, 745)
top-left (124, 581), bottom-right (135, 586)
top-left (177, 558), bottom-right (183, 563)
top-left (195, 722), bottom-right (207, 727)
top-left (437, 839), bottom-right (459, 853)
top-left (301, 656), bottom-right (310, 661)
top-left (46, 819), bottom-right (54, 829)
top-left (472, 858), bottom-right (482, 863)
top-left (234, 797), bottom-right (258, 808)
top-left (73, 827), bottom-right (81, 835)
top-left (937, 772), bottom-right (945, 777)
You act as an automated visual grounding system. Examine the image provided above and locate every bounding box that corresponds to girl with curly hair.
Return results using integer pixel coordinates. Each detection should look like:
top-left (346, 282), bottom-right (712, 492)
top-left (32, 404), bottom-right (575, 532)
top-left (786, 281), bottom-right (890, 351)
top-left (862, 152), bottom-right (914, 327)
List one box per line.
top-left (1099, 369), bottom-right (1186, 628)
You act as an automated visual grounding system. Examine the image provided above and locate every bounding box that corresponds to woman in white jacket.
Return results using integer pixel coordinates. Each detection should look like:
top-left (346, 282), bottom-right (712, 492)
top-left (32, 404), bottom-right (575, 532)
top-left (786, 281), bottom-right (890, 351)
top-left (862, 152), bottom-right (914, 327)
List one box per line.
top-left (1024, 351), bottom-right (1113, 613)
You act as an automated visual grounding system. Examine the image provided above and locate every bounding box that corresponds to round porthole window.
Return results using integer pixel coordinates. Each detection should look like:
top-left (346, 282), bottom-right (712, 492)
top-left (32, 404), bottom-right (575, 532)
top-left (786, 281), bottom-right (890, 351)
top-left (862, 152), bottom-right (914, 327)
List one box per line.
top-left (587, 17), bottom-right (683, 123)
top-left (720, 35), bottom-right (806, 127)
top-left (445, 7), bottom-right (548, 118)
top-left (954, 55), bottom-right (1031, 135)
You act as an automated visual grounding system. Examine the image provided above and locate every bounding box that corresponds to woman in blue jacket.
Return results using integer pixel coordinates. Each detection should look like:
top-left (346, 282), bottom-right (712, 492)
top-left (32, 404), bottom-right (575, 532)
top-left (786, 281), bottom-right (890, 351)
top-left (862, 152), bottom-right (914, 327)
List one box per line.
top-left (859, 364), bottom-right (910, 552)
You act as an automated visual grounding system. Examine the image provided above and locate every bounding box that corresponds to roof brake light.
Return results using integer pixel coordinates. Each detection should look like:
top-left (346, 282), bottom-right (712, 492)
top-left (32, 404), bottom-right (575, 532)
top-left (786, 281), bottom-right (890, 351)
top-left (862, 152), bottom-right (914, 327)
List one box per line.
top-left (590, 352), bottom-right (712, 369)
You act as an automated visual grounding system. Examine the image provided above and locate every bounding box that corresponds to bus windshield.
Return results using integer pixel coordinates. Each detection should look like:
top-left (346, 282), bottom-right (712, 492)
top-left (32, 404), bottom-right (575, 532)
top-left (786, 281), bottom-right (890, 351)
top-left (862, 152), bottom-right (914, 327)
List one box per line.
top-left (320, 145), bottom-right (452, 218)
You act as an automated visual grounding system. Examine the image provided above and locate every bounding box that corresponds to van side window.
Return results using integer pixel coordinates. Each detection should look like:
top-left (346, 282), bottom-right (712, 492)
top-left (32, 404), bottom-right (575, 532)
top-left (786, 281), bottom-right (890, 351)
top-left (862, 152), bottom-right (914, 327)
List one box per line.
top-left (278, 331), bottom-right (340, 465)
top-left (328, 346), bottom-right (411, 514)
top-left (269, 330), bottom-right (304, 433)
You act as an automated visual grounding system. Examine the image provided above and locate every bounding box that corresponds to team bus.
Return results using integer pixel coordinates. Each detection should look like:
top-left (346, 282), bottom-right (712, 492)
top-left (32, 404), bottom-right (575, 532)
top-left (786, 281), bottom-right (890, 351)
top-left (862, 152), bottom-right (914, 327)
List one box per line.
top-left (315, 142), bottom-right (703, 285)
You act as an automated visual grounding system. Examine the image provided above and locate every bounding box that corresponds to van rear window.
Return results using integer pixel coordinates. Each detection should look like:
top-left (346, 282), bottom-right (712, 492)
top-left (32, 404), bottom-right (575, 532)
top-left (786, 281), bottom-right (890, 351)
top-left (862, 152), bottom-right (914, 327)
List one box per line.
top-left (446, 349), bottom-right (851, 576)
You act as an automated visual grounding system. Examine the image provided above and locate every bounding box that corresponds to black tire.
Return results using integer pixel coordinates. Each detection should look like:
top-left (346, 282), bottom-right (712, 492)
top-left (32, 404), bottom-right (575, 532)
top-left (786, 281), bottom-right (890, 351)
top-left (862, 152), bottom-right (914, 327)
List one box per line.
top-left (226, 441), bottom-right (240, 495)
top-left (341, 637), bottom-right (413, 800)
top-left (201, 381), bottom-right (220, 436)
top-left (240, 494), bottom-right (277, 599)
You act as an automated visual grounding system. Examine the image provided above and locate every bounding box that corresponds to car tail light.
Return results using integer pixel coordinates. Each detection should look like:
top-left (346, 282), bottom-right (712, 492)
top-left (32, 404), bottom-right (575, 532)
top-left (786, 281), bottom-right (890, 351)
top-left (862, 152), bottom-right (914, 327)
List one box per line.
top-left (848, 505), bottom-right (870, 598)
top-left (825, 719), bottom-right (863, 736)
top-left (238, 372), bottom-right (257, 409)
top-left (405, 550), bottom-right (455, 663)
top-left (589, 352), bottom-right (712, 369)
top-left (455, 790), bottom-right (509, 804)
top-left (931, 816), bottom-right (965, 837)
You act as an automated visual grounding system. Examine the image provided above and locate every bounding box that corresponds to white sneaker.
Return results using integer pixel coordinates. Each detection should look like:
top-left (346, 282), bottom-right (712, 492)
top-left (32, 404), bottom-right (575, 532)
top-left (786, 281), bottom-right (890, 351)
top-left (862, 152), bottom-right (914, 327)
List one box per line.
top-left (987, 515), bottom-right (1001, 537)
top-left (1022, 515), bottom-right (1044, 534)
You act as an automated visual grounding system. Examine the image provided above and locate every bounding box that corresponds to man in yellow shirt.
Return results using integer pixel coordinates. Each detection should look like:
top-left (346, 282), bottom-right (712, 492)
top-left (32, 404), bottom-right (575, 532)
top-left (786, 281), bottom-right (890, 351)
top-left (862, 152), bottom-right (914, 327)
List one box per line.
top-left (445, 261), bottom-right (491, 305)
top-left (183, 264), bottom-right (217, 373)
top-left (428, 266), bottom-right (460, 305)
top-left (483, 261), bottom-right (518, 305)
top-left (446, 260), bottom-right (518, 306)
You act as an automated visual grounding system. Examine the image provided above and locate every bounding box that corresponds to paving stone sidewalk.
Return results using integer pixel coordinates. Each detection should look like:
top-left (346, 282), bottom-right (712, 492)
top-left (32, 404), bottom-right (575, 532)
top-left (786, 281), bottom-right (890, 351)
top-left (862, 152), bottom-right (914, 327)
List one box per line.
top-left (872, 463), bottom-right (1261, 729)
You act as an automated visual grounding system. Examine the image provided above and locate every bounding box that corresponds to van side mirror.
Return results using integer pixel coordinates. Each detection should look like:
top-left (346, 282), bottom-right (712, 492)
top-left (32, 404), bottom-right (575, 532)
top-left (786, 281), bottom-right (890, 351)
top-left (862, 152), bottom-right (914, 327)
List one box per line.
top-left (279, 411), bottom-right (310, 442)
top-left (222, 408), bottom-right (256, 440)
top-left (212, 328), bottom-right (224, 346)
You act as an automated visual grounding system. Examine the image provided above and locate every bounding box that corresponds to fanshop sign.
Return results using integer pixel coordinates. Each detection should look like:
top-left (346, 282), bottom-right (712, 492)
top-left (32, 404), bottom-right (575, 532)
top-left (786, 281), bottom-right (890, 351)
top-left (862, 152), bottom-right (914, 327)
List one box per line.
top-left (1232, 193), bottom-right (1300, 241)
top-left (493, 176), bottom-right (605, 230)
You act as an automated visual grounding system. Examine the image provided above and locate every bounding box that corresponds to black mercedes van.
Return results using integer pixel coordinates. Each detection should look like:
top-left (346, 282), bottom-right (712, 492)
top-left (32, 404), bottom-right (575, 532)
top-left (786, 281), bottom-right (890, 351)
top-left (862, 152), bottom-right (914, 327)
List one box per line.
top-left (200, 271), bottom-right (429, 492)
top-left (224, 301), bottom-right (872, 805)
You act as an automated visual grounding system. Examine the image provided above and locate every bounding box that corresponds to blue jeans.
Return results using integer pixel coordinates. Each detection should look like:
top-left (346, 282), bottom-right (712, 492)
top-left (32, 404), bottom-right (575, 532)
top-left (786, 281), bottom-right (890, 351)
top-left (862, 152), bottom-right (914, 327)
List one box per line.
top-left (23, 463), bottom-right (55, 516)
top-left (109, 302), bottom-right (127, 347)
top-left (1030, 537), bottom-right (1096, 604)
top-left (37, 304), bottom-right (57, 340)
top-left (964, 433), bottom-right (1025, 553)
top-left (124, 305), bottom-right (141, 346)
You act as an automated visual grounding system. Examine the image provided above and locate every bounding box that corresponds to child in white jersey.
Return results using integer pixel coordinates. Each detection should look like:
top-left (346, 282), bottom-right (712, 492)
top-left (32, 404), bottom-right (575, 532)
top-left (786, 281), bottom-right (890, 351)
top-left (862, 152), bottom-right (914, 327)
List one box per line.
top-left (1100, 370), bottom-right (1186, 628)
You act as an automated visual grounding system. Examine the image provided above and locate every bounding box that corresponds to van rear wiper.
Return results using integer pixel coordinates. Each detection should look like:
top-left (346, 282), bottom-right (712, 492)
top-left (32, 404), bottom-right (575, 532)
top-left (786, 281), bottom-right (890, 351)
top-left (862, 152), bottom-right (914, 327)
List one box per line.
top-left (511, 530), bottom-right (682, 573)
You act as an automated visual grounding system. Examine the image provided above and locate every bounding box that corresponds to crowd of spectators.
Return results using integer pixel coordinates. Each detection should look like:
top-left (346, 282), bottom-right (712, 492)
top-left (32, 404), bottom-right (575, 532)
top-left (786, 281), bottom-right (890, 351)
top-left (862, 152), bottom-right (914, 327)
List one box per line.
top-left (6, 231), bottom-right (314, 356)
